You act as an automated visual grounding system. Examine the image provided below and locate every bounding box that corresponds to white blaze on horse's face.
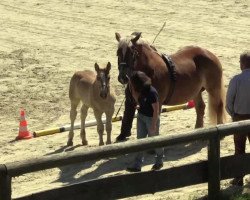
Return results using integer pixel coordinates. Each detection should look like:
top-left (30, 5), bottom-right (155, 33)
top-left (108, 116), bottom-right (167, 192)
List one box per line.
top-left (95, 62), bottom-right (111, 99)
top-left (115, 32), bottom-right (143, 85)
top-left (116, 35), bottom-right (135, 85)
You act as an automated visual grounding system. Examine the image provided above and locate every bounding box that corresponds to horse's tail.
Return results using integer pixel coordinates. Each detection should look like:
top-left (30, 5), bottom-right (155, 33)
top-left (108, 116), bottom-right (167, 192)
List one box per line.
top-left (69, 74), bottom-right (77, 100)
top-left (208, 71), bottom-right (227, 125)
top-left (69, 73), bottom-right (82, 104)
top-left (193, 47), bottom-right (227, 125)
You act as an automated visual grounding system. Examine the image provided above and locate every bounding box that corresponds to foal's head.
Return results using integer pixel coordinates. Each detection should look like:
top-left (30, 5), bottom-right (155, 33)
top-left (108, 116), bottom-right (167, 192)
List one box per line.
top-left (115, 32), bottom-right (143, 84)
top-left (95, 62), bottom-right (111, 99)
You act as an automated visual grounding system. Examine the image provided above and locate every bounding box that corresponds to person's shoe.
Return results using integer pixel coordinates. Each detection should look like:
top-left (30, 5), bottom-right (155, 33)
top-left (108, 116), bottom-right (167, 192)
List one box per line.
top-left (230, 178), bottom-right (243, 186)
top-left (151, 163), bottom-right (163, 171)
top-left (126, 167), bottom-right (141, 172)
top-left (116, 134), bottom-right (128, 142)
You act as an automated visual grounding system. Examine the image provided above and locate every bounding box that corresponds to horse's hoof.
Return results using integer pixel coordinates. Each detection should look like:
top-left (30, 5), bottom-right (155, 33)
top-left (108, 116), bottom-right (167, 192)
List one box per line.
top-left (67, 141), bottom-right (73, 146)
top-left (82, 140), bottom-right (88, 146)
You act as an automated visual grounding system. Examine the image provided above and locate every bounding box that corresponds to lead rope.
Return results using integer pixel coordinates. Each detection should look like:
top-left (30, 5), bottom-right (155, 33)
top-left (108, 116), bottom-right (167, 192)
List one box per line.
top-left (114, 84), bottom-right (126, 119)
top-left (151, 22), bottom-right (166, 45)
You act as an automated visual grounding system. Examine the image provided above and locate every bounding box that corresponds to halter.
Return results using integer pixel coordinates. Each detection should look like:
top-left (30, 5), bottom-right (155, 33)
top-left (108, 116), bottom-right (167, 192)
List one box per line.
top-left (118, 41), bottom-right (139, 72)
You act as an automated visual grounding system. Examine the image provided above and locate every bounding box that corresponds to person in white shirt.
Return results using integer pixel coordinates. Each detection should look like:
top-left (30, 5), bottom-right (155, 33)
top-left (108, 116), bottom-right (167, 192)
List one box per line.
top-left (226, 51), bottom-right (250, 186)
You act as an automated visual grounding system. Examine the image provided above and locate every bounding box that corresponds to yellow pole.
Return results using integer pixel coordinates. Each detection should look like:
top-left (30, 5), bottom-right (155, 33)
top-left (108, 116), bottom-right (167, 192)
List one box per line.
top-left (33, 101), bottom-right (195, 137)
top-left (33, 128), bottom-right (61, 137)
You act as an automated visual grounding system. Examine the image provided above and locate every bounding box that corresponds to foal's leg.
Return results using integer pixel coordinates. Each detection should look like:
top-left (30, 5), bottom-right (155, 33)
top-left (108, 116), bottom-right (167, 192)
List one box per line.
top-left (94, 109), bottom-right (104, 146)
top-left (105, 111), bottom-right (113, 145)
top-left (80, 104), bottom-right (89, 145)
top-left (67, 100), bottom-right (80, 146)
top-left (194, 91), bottom-right (205, 128)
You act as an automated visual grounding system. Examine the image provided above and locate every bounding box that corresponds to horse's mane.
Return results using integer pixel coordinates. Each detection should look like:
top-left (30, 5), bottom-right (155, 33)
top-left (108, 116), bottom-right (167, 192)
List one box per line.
top-left (118, 34), bottom-right (153, 52)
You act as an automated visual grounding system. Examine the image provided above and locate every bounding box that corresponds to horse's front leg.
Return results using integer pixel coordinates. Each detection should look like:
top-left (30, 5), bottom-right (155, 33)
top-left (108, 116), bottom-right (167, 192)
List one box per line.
top-left (94, 109), bottom-right (104, 146)
top-left (80, 105), bottom-right (89, 145)
top-left (194, 91), bottom-right (205, 128)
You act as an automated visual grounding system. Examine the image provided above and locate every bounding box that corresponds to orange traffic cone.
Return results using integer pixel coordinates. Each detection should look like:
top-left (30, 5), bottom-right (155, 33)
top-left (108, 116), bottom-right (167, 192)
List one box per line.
top-left (16, 108), bottom-right (33, 140)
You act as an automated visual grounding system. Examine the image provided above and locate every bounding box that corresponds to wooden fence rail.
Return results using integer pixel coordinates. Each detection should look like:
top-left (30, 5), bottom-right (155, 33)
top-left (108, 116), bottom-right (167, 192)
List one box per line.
top-left (1, 120), bottom-right (250, 200)
top-left (13, 154), bottom-right (250, 200)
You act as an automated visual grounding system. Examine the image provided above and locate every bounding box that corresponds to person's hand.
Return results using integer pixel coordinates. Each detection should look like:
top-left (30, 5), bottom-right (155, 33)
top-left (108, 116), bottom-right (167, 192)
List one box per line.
top-left (135, 105), bottom-right (140, 110)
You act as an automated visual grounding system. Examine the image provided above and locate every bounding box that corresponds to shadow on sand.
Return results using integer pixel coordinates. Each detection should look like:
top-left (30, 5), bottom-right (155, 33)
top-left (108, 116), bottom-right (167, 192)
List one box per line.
top-left (44, 139), bottom-right (208, 186)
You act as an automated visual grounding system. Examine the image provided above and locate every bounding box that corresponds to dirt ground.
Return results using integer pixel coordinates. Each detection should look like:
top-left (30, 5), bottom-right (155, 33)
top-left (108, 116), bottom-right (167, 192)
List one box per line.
top-left (0, 0), bottom-right (249, 199)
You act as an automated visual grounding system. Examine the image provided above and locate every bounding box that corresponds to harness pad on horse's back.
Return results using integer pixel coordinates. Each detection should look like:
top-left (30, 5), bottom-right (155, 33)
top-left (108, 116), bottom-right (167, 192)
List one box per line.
top-left (162, 54), bottom-right (176, 104)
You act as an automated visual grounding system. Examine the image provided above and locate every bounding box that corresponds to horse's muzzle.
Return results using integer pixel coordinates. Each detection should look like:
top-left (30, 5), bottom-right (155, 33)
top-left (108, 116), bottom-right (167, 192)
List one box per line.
top-left (100, 87), bottom-right (108, 99)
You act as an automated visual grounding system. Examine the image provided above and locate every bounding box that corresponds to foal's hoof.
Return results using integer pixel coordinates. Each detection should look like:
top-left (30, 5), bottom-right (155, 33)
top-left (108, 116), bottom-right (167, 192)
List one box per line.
top-left (106, 140), bottom-right (111, 145)
top-left (67, 140), bottom-right (73, 146)
top-left (99, 141), bottom-right (104, 146)
top-left (82, 140), bottom-right (88, 146)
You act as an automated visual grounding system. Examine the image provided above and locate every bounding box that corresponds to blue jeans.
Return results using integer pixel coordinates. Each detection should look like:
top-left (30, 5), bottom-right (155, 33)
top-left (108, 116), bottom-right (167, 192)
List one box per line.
top-left (131, 113), bottom-right (164, 169)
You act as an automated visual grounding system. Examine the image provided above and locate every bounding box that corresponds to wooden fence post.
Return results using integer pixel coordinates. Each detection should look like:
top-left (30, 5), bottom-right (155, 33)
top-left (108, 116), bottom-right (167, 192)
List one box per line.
top-left (207, 132), bottom-right (220, 200)
top-left (0, 165), bottom-right (11, 200)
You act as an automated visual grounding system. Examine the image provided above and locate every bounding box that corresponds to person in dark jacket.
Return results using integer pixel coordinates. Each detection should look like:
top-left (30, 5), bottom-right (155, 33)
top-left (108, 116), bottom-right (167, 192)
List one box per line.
top-left (126, 71), bottom-right (164, 172)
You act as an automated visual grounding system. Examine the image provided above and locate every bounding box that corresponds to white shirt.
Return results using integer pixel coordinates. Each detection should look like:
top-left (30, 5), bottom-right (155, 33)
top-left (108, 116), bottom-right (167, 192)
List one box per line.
top-left (226, 68), bottom-right (250, 116)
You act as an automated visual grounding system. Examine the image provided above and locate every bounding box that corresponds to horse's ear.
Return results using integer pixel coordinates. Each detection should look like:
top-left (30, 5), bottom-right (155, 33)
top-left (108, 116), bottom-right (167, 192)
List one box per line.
top-left (106, 62), bottom-right (111, 73)
top-left (131, 32), bottom-right (142, 37)
top-left (94, 63), bottom-right (99, 72)
top-left (131, 32), bottom-right (141, 45)
top-left (115, 32), bottom-right (121, 42)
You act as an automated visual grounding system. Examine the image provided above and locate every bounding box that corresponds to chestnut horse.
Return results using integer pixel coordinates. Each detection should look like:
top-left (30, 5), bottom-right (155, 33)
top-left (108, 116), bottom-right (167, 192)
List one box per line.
top-left (67, 62), bottom-right (116, 146)
top-left (115, 32), bottom-right (226, 132)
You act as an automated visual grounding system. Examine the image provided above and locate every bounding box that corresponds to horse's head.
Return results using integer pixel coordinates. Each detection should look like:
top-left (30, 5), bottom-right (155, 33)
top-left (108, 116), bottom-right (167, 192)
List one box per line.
top-left (95, 62), bottom-right (111, 99)
top-left (115, 32), bottom-right (142, 84)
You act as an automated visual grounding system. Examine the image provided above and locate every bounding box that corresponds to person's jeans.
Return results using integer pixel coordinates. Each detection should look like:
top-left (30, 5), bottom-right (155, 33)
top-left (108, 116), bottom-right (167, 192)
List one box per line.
top-left (131, 113), bottom-right (164, 169)
top-left (233, 114), bottom-right (250, 155)
top-left (231, 114), bottom-right (250, 182)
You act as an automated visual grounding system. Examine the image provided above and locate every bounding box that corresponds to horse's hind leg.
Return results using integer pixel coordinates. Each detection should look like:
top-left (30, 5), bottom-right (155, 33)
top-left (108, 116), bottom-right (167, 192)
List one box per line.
top-left (67, 99), bottom-right (80, 146)
top-left (80, 104), bottom-right (89, 145)
top-left (194, 91), bottom-right (206, 128)
top-left (94, 109), bottom-right (104, 146)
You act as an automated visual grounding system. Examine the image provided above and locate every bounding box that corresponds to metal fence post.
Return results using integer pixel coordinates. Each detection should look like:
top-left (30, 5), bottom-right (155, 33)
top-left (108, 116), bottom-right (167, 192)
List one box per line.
top-left (207, 132), bottom-right (220, 200)
top-left (0, 165), bottom-right (11, 200)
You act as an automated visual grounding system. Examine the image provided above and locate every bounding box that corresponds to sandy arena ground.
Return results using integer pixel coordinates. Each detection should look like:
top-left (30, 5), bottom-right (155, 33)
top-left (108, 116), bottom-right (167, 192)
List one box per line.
top-left (0, 0), bottom-right (250, 199)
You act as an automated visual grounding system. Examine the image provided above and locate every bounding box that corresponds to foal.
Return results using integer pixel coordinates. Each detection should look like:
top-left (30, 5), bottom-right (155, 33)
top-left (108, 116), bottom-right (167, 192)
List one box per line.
top-left (67, 62), bottom-right (116, 146)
